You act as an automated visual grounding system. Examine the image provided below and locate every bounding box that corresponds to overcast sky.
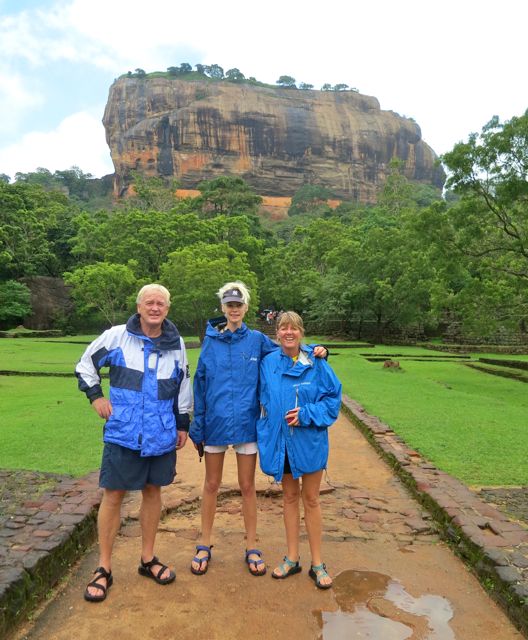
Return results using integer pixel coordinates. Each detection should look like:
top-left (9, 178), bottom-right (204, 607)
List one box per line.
top-left (0, 0), bottom-right (526, 180)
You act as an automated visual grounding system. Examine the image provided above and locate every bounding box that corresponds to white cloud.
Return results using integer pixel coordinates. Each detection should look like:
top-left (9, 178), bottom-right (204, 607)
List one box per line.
top-left (0, 0), bottom-right (526, 175)
top-left (0, 111), bottom-right (114, 178)
top-left (0, 68), bottom-right (43, 134)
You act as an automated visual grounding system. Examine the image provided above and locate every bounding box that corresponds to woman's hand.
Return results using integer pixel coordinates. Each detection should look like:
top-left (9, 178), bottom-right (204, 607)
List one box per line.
top-left (285, 407), bottom-right (300, 427)
top-left (313, 346), bottom-right (328, 359)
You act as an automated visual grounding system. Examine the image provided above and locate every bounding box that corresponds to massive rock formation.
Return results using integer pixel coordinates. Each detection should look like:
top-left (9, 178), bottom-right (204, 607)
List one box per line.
top-left (103, 77), bottom-right (444, 203)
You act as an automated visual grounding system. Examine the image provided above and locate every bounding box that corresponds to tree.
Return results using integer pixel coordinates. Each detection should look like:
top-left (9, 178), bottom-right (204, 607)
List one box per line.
top-left (333, 84), bottom-right (349, 91)
top-left (0, 174), bottom-right (9, 184)
top-left (160, 242), bottom-right (257, 339)
top-left (0, 181), bottom-right (74, 279)
top-left (321, 84), bottom-right (332, 91)
top-left (205, 64), bottom-right (224, 79)
top-left (134, 68), bottom-right (146, 77)
top-left (276, 76), bottom-right (296, 88)
top-left (125, 173), bottom-right (179, 211)
top-left (70, 208), bottom-right (203, 279)
top-left (442, 111), bottom-right (528, 279)
top-left (179, 62), bottom-right (192, 74)
top-left (289, 184), bottom-right (333, 217)
top-left (195, 64), bottom-right (206, 75)
top-left (0, 280), bottom-right (31, 328)
top-left (439, 111), bottom-right (528, 333)
top-left (64, 262), bottom-right (138, 326)
top-left (226, 68), bottom-right (245, 82)
top-left (299, 83), bottom-right (314, 91)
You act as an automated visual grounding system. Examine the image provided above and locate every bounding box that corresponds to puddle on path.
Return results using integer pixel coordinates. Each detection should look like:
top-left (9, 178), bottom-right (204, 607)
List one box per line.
top-left (314, 570), bottom-right (455, 639)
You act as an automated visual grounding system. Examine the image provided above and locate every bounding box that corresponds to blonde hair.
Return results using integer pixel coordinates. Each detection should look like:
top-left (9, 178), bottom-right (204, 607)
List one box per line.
top-left (276, 311), bottom-right (305, 337)
top-left (217, 281), bottom-right (251, 305)
top-left (136, 284), bottom-right (171, 306)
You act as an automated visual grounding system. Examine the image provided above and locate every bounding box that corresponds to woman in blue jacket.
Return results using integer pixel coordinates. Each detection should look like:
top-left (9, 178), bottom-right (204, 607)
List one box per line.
top-left (189, 283), bottom-right (327, 577)
top-left (257, 311), bottom-right (341, 589)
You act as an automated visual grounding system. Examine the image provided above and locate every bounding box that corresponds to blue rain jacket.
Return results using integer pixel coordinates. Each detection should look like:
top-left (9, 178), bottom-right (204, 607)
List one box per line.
top-left (75, 314), bottom-right (192, 457)
top-left (190, 318), bottom-right (278, 446)
top-left (257, 345), bottom-right (342, 481)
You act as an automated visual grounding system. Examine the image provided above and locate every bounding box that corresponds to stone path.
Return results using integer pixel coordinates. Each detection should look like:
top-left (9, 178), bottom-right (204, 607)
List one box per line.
top-left (1, 398), bottom-right (527, 639)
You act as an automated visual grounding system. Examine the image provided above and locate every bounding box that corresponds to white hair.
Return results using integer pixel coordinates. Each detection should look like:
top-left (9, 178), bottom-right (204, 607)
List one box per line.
top-left (136, 284), bottom-right (171, 306)
top-left (217, 281), bottom-right (251, 305)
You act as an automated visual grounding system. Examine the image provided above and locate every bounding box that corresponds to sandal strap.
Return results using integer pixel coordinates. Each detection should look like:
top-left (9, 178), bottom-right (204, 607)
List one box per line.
top-left (275, 556), bottom-right (299, 575)
top-left (86, 566), bottom-right (111, 593)
top-left (245, 548), bottom-right (263, 560)
top-left (141, 555), bottom-right (160, 568)
top-left (86, 580), bottom-right (106, 594)
top-left (311, 562), bottom-right (329, 576)
top-left (93, 565), bottom-right (112, 579)
top-left (141, 556), bottom-right (168, 579)
top-left (282, 556), bottom-right (299, 568)
top-left (195, 545), bottom-right (212, 559)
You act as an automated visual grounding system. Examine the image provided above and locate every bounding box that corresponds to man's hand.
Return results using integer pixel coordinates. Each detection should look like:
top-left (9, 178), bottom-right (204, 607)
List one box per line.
top-left (91, 397), bottom-right (112, 419)
top-left (176, 430), bottom-right (188, 450)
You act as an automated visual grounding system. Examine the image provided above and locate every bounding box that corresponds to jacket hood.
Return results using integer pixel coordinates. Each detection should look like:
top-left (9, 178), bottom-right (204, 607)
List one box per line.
top-left (205, 316), bottom-right (248, 342)
top-left (126, 313), bottom-right (181, 350)
top-left (277, 344), bottom-right (315, 376)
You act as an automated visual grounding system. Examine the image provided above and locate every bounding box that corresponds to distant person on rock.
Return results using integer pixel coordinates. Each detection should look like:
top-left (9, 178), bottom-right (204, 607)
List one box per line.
top-left (75, 284), bottom-right (192, 602)
top-left (257, 311), bottom-right (341, 590)
top-left (189, 282), bottom-right (328, 577)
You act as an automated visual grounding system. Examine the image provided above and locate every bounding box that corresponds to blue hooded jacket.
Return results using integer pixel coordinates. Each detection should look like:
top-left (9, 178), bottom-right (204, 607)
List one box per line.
top-left (75, 314), bottom-right (192, 457)
top-left (190, 318), bottom-right (278, 446)
top-left (257, 345), bottom-right (342, 481)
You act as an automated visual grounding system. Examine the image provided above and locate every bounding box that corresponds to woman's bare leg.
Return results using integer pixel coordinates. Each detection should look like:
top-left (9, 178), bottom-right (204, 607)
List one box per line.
top-left (191, 451), bottom-right (225, 572)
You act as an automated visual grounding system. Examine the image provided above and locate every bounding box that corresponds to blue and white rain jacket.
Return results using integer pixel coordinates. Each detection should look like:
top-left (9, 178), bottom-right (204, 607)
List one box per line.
top-left (75, 314), bottom-right (192, 457)
top-left (257, 345), bottom-right (342, 481)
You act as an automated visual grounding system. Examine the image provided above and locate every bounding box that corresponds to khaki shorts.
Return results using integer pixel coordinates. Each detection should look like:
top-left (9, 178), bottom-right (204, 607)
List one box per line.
top-left (204, 441), bottom-right (257, 455)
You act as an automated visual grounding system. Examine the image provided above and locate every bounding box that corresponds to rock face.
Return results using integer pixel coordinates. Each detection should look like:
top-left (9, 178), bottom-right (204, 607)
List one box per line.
top-left (103, 77), bottom-right (444, 202)
top-left (21, 276), bottom-right (72, 330)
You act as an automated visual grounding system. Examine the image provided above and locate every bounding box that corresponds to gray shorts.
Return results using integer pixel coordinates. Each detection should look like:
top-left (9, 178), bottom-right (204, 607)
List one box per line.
top-left (99, 442), bottom-right (176, 490)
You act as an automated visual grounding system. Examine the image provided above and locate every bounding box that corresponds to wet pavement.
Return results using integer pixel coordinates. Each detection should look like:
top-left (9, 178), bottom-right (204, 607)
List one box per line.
top-left (3, 398), bottom-right (527, 640)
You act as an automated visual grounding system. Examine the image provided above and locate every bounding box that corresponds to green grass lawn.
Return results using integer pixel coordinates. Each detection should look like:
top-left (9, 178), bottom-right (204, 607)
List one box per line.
top-left (0, 341), bottom-right (200, 475)
top-left (328, 345), bottom-right (528, 487)
top-left (0, 339), bottom-right (526, 486)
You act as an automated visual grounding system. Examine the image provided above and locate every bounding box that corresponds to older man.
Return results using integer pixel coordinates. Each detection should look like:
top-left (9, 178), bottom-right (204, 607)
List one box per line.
top-left (75, 284), bottom-right (192, 602)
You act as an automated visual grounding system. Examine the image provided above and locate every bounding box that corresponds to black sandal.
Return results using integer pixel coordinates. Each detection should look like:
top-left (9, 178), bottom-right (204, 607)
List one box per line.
top-left (138, 555), bottom-right (175, 585)
top-left (84, 566), bottom-right (113, 602)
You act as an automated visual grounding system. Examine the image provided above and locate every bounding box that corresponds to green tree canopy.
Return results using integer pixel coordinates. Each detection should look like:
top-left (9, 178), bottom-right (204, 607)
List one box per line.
top-left (289, 184), bottom-right (333, 217)
top-left (437, 111), bottom-right (528, 333)
top-left (0, 280), bottom-right (31, 328)
top-left (160, 242), bottom-right (257, 339)
top-left (64, 262), bottom-right (138, 326)
top-left (0, 181), bottom-right (76, 279)
top-left (276, 75), bottom-right (296, 88)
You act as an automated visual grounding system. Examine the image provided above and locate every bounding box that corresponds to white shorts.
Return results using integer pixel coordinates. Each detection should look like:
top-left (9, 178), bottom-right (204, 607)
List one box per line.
top-left (204, 441), bottom-right (258, 455)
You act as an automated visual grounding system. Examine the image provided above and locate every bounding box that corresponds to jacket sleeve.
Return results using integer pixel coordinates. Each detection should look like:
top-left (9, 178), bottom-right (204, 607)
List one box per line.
top-left (74, 330), bottom-right (112, 403)
top-left (189, 341), bottom-right (208, 443)
top-left (298, 360), bottom-right (342, 428)
top-left (260, 332), bottom-right (279, 358)
top-left (174, 338), bottom-right (193, 431)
